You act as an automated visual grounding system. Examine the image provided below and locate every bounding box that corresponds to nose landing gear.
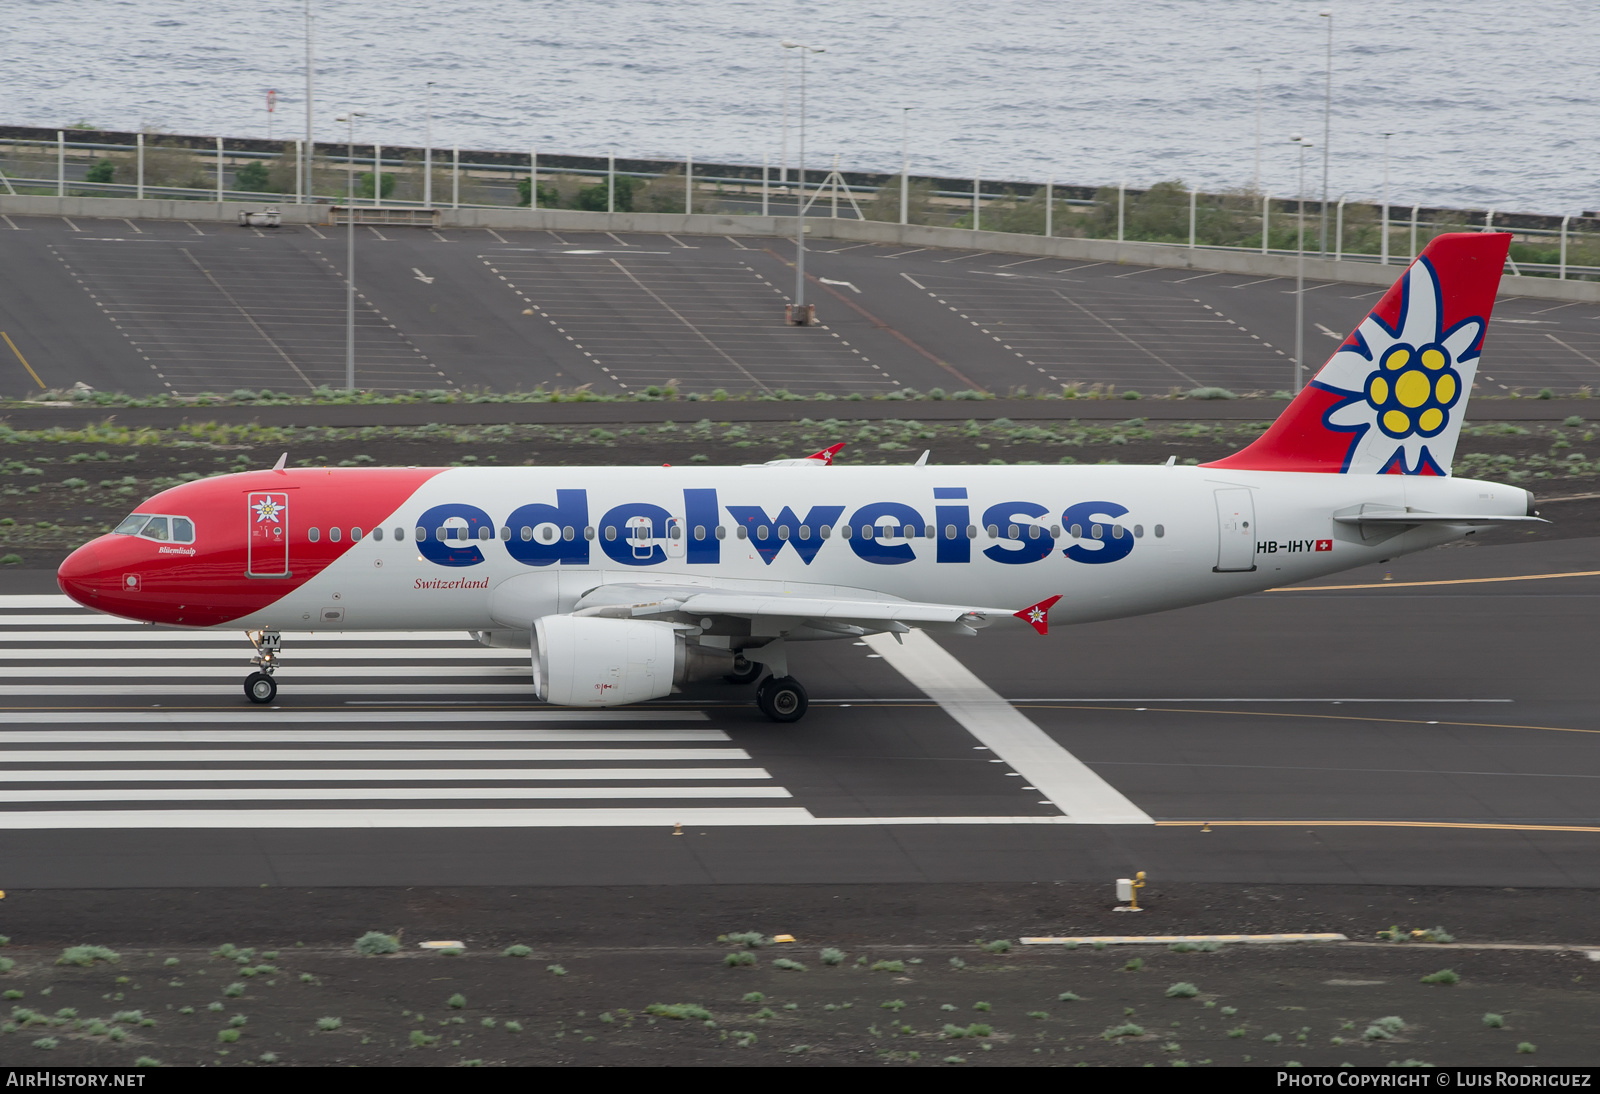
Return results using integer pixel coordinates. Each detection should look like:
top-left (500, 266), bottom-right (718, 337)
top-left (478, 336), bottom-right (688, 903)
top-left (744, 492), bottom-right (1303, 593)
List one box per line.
top-left (244, 629), bottom-right (281, 705)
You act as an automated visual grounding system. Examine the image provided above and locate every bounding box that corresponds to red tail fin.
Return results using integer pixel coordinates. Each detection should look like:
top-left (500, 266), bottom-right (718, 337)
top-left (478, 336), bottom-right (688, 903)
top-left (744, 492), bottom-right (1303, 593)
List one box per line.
top-left (1204, 232), bottom-right (1509, 476)
top-left (1014, 595), bottom-right (1062, 636)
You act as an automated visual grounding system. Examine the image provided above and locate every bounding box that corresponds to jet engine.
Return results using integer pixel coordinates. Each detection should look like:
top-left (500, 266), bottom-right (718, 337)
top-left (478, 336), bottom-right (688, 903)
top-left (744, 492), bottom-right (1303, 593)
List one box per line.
top-left (531, 615), bottom-right (734, 707)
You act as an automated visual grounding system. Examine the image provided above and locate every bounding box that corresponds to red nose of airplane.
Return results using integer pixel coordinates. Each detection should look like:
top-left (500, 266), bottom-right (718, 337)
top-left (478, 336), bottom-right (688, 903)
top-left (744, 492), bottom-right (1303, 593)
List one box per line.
top-left (58, 540), bottom-right (108, 608)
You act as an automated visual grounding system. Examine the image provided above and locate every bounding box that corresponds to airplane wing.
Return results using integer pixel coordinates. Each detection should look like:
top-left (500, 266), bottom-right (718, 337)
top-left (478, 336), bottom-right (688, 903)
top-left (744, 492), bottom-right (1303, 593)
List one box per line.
top-left (568, 582), bottom-right (1023, 637)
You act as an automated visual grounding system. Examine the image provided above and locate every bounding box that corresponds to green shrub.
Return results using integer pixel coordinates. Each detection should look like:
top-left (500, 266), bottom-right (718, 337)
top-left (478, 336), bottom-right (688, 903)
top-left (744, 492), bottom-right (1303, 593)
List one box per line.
top-left (724, 932), bottom-right (770, 949)
top-left (502, 945), bottom-right (531, 958)
top-left (870, 960), bottom-right (905, 973)
top-left (316, 1017), bottom-right (341, 1031)
top-left (819, 948), bottom-right (844, 966)
top-left (448, 994), bottom-right (466, 1009)
top-left (1517, 1042), bottom-right (1536, 1054)
top-left (646, 1003), bottom-right (712, 1021)
top-left (1103, 1022), bottom-right (1145, 1040)
top-left (217, 1029), bottom-right (239, 1043)
top-left (353, 932), bottom-right (399, 956)
top-left (724, 952), bottom-right (756, 968)
top-left (980, 939), bottom-right (1011, 954)
top-left (57, 945), bottom-right (119, 967)
top-left (772, 958), bottom-right (806, 972)
top-left (1166, 982), bottom-right (1199, 998)
top-left (1420, 969), bottom-right (1460, 985)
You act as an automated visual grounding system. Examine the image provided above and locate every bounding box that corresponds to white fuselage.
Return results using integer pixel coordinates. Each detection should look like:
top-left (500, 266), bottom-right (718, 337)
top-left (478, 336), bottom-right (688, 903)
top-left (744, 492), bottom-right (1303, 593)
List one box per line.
top-left (228, 464), bottom-right (1529, 635)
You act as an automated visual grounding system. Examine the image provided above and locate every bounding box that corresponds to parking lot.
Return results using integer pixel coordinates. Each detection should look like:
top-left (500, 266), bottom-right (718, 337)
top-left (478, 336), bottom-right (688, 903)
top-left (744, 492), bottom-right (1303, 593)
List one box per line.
top-left (2, 214), bottom-right (1599, 399)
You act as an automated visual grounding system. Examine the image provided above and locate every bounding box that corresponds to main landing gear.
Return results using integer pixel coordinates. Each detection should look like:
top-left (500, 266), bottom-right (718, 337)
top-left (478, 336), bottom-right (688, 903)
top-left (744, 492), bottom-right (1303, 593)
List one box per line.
top-left (755, 675), bottom-right (808, 723)
top-left (244, 629), bottom-right (281, 704)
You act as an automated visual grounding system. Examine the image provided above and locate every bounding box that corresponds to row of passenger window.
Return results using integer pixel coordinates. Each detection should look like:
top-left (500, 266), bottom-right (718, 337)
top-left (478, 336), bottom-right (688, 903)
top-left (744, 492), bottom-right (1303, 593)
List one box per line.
top-left (303, 523), bottom-right (1167, 544)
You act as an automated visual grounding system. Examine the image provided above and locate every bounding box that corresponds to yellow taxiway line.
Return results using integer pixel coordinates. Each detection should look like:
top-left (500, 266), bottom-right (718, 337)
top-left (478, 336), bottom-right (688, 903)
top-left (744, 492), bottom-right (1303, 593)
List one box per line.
top-left (1272, 569), bottom-right (1600, 592)
top-left (1, 331), bottom-right (44, 389)
top-left (1157, 819), bottom-right (1600, 833)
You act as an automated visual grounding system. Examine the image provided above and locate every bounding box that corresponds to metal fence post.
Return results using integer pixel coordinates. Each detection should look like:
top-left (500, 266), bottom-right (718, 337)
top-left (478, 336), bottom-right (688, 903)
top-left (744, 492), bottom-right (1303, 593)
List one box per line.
top-left (1380, 194), bottom-right (1388, 265)
top-left (1410, 203), bottom-right (1419, 260)
top-left (57, 131), bottom-right (64, 197)
top-left (1045, 174), bottom-right (1053, 238)
top-left (1261, 192), bottom-right (1270, 254)
top-left (1334, 196), bottom-right (1345, 261)
top-left (1117, 180), bottom-right (1125, 243)
top-left (1188, 186), bottom-right (1197, 250)
top-left (452, 144), bottom-right (460, 209)
top-left (607, 149), bottom-right (614, 214)
top-left (216, 137), bottom-right (224, 202)
top-left (293, 139), bottom-right (301, 204)
top-left (762, 152), bottom-right (769, 217)
top-left (686, 153), bottom-right (693, 215)
top-left (373, 142), bottom-right (382, 205)
top-left (530, 146), bottom-right (537, 209)
top-left (972, 169), bottom-right (980, 231)
top-left (137, 133), bottom-right (145, 200)
top-left (1560, 214), bottom-right (1570, 280)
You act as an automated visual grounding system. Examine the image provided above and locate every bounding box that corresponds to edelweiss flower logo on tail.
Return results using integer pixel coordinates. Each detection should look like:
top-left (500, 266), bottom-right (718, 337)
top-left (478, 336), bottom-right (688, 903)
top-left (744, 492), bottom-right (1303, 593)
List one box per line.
top-left (1313, 257), bottom-right (1484, 476)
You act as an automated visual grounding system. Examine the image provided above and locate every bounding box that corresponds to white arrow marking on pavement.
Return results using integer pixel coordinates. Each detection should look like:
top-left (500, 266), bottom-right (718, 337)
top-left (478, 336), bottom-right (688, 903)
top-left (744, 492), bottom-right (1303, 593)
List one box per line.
top-left (819, 277), bottom-right (861, 293)
top-left (412, 268), bottom-right (435, 283)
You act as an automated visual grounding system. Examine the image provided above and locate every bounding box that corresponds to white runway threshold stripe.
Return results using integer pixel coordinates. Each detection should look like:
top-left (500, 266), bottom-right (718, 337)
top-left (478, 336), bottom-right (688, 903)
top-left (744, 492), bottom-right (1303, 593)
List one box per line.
top-left (0, 807), bottom-right (821, 829)
top-left (0, 710), bottom-right (706, 725)
top-left (865, 630), bottom-right (1154, 825)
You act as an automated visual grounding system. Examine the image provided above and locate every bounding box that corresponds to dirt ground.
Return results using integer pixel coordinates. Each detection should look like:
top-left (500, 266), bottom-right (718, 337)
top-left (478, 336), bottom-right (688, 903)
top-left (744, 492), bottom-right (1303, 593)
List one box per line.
top-left (3, 415), bottom-right (1598, 570)
top-left (0, 883), bottom-right (1591, 1068)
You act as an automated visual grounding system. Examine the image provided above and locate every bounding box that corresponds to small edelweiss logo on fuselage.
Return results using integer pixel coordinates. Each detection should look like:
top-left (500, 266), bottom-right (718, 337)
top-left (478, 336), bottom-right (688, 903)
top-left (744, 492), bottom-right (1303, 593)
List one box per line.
top-left (252, 499), bottom-right (284, 523)
top-left (1310, 256), bottom-right (1485, 475)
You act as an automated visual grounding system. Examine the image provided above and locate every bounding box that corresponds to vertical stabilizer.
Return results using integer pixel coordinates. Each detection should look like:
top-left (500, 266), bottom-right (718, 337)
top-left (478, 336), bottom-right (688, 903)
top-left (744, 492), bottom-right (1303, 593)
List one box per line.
top-left (1205, 231), bottom-right (1511, 476)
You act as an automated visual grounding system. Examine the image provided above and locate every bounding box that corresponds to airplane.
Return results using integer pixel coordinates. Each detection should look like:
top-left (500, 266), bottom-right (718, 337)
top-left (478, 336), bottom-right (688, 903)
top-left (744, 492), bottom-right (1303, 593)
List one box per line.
top-left (56, 232), bottom-right (1540, 722)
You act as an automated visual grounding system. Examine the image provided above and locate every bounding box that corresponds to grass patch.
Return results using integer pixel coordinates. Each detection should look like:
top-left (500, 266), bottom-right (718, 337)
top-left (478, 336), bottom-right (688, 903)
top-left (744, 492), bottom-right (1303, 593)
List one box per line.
top-left (1517, 1042), bottom-right (1536, 1054)
top-left (448, 994), bottom-right (466, 1009)
top-left (502, 944), bottom-right (532, 958)
top-left (1483, 1013), bottom-right (1504, 1028)
top-left (881, 1000), bottom-right (906, 1012)
top-left (546, 964), bottom-right (566, 976)
top-left (724, 952), bottom-right (756, 968)
top-left (723, 932), bottom-right (771, 949)
top-left (742, 992), bottom-right (765, 1004)
top-left (57, 945), bottom-right (119, 967)
top-left (1415, 926), bottom-right (1455, 944)
top-left (1123, 957), bottom-right (1144, 972)
top-left (1058, 991), bottom-right (1080, 1002)
top-left (1420, 969), bottom-right (1460, 985)
top-left (979, 939), bottom-right (1011, 954)
top-left (409, 1029), bottom-right (440, 1048)
top-left (1165, 982), bottom-right (1199, 998)
top-left (1364, 1016), bottom-right (1406, 1041)
top-left (948, 957), bottom-right (966, 970)
top-left (217, 1029), bottom-right (239, 1044)
top-left (353, 932), bottom-right (399, 956)
top-left (819, 948), bottom-right (845, 966)
top-left (1103, 1022), bottom-right (1145, 1040)
top-left (317, 1017), bottom-right (342, 1031)
top-left (870, 960), bottom-right (905, 973)
top-left (646, 1003), bottom-right (713, 1022)
top-left (772, 958), bottom-right (807, 972)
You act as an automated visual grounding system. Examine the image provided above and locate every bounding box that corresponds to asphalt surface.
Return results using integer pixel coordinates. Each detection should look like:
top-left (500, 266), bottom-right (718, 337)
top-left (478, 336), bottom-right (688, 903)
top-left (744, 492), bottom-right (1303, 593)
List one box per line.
top-left (3, 215), bottom-right (1598, 400)
top-left (0, 531), bottom-right (1595, 889)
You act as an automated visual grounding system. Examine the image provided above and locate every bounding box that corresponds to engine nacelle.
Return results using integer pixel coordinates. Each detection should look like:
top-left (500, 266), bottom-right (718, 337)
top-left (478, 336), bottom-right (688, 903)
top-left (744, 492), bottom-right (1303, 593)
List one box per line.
top-left (532, 615), bottom-right (733, 707)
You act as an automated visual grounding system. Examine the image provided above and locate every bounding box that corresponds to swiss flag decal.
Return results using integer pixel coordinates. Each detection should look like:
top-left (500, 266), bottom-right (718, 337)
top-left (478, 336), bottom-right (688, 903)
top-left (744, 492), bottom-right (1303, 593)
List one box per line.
top-left (1014, 594), bottom-right (1063, 636)
top-left (1315, 540), bottom-right (1333, 552)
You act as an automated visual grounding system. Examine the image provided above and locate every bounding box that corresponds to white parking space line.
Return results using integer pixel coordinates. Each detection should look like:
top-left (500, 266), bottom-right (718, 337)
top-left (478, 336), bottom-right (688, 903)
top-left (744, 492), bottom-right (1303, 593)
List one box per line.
top-left (865, 630), bottom-right (1153, 824)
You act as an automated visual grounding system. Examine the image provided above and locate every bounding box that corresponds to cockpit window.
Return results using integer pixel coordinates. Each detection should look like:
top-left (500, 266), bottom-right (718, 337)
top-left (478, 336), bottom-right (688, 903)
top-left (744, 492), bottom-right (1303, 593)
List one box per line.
top-left (112, 513), bottom-right (195, 544)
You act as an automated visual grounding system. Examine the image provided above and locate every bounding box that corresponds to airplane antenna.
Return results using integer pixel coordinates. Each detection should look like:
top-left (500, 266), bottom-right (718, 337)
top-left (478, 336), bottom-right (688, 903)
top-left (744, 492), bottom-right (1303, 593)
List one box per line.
top-left (272, 452), bottom-right (288, 472)
top-left (914, 450), bottom-right (929, 467)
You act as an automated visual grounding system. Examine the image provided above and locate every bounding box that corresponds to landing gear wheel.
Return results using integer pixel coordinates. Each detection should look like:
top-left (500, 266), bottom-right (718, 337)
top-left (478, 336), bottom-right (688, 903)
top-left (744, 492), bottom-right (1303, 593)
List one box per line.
top-left (724, 654), bottom-right (763, 685)
top-left (756, 675), bottom-right (808, 723)
top-left (244, 671), bottom-right (277, 705)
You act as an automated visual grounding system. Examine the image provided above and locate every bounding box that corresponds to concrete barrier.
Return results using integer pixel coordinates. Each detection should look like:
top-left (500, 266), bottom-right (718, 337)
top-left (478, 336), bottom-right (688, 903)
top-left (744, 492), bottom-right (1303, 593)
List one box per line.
top-left (5, 192), bottom-right (1594, 304)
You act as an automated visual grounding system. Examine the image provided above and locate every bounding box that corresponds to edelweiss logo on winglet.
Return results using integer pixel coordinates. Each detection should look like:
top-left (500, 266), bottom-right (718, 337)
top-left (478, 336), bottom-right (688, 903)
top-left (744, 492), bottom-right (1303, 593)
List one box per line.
top-left (1311, 257), bottom-right (1484, 476)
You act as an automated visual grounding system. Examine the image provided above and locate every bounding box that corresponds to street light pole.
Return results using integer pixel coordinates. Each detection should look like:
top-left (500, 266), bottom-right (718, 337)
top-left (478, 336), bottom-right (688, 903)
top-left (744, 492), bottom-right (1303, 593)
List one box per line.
top-left (1319, 10), bottom-right (1332, 256)
top-left (1291, 133), bottom-right (1312, 392)
top-left (900, 107), bottom-right (911, 227)
top-left (424, 81), bottom-right (434, 208)
top-left (1380, 131), bottom-right (1392, 266)
top-left (780, 49), bottom-right (791, 188)
top-left (783, 41), bottom-right (823, 323)
top-left (304, 0), bottom-right (315, 202)
top-left (337, 111), bottom-right (366, 392)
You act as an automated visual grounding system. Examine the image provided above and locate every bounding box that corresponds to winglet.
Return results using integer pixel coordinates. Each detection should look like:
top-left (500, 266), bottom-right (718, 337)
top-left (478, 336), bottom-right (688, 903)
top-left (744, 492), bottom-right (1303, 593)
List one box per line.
top-left (1014, 595), bottom-right (1063, 636)
top-left (804, 442), bottom-right (846, 465)
top-left (272, 452), bottom-right (288, 473)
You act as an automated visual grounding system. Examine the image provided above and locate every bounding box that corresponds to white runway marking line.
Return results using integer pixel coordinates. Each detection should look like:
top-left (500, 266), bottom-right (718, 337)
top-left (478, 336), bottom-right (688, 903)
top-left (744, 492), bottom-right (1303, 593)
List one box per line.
top-left (864, 630), bottom-right (1153, 824)
top-left (0, 729), bottom-right (727, 743)
top-left (0, 684), bottom-right (546, 696)
top-left (0, 808), bottom-right (818, 829)
top-left (0, 768), bottom-right (771, 784)
top-left (0, 710), bottom-right (706, 725)
top-left (0, 748), bottom-right (750, 764)
top-left (0, 786), bottom-right (793, 803)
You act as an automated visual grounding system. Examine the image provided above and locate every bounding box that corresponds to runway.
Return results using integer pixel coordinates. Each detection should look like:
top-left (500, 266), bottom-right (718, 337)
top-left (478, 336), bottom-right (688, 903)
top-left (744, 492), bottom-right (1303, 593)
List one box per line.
top-left (1, 216), bottom-right (1596, 399)
top-left (0, 532), bottom-right (1596, 887)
